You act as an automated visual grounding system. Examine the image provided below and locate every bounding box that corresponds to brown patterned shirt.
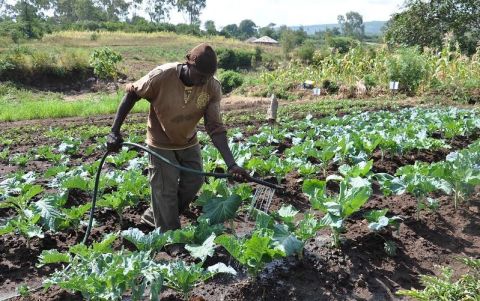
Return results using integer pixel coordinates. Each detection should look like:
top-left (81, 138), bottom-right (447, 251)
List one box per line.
top-left (131, 63), bottom-right (226, 150)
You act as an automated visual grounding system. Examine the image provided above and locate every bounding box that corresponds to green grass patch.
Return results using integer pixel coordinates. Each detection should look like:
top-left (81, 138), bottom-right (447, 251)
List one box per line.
top-left (0, 90), bottom-right (149, 121)
top-left (6, 31), bottom-right (281, 80)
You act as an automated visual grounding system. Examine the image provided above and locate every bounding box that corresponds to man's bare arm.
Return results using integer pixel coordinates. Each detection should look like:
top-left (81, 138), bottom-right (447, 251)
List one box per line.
top-left (111, 90), bottom-right (141, 134)
top-left (107, 89), bottom-right (141, 152)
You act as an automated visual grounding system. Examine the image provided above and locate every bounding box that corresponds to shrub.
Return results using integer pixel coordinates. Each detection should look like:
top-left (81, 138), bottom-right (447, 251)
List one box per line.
top-left (251, 46), bottom-right (263, 68)
top-left (218, 70), bottom-right (244, 94)
top-left (0, 46), bottom-right (90, 80)
top-left (311, 47), bottom-right (332, 65)
top-left (90, 32), bottom-right (99, 41)
top-left (322, 79), bottom-right (339, 94)
top-left (387, 47), bottom-right (427, 95)
top-left (429, 78), bottom-right (480, 103)
top-left (89, 48), bottom-right (122, 80)
top-left (363, 74), bottom-right (377, 89)
top-left (326, 37), bottom-right (359, 54)
top-left (296, 41), bottom-right (316, 63)
top-left (175, 23), bottom-right (201, 36)
top-left (217, 48), bottom-right (254, 70)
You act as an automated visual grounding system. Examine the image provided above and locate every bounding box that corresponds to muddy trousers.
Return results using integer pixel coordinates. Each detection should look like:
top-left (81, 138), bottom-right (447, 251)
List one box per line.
top-left (146, 144), bottom-right (204, 231)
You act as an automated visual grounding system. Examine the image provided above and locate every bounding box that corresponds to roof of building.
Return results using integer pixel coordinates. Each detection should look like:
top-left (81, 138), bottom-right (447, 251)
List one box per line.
top-left (253, 36), bottom-right (279, 44)
top-left (245, 37), bottom-right (258, 43)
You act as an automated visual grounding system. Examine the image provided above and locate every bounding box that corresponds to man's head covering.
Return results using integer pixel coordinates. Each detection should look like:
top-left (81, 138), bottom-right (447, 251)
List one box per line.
top-left (186, 43), bottom-right (217, 75)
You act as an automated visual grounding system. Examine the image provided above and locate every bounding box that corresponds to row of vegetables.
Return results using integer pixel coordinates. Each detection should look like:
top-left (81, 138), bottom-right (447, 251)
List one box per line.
top-left (0, 107), bottom-right (479, 300)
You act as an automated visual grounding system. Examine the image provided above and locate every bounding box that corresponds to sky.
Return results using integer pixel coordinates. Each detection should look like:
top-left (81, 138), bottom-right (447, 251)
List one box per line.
top-left (169, 0), bottom-right (407, 28)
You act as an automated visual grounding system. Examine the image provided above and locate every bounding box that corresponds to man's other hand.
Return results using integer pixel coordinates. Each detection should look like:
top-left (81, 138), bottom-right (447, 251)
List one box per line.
top-left (228, 164), bottom-right (249, 182)
top-left (106, 132), bottom-right (123, 153)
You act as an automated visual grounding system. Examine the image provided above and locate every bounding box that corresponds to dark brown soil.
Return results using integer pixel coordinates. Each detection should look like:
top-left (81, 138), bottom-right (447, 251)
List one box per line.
top-left (372, 131), bottom-right (480, 175)
top-left (1, 114), bottom-right (479, 301)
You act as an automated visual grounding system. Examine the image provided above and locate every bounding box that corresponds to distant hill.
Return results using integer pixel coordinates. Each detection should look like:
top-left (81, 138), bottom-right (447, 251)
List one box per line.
top-left (291, 21), bottom-right (387, 36)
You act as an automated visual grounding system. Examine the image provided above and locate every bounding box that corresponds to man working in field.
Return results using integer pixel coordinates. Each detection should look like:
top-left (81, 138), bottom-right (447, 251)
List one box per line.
top-left (106, 43), bottom-right (248, 237)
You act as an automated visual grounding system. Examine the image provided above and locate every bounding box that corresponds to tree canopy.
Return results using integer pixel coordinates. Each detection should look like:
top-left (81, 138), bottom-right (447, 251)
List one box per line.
top-left (337, 11), bottom-right (364, 40)
top-left (384, 0), bottom-right (480, 54)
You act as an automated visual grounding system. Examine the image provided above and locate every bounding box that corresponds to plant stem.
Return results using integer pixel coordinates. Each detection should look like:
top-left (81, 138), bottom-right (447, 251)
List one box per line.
top-left (230, 219), bottom-right (237, 238)
top-left (416, 196), bottom-right (424, 220)
top-left (117, 211), bottom-right (123, 229)
top-left (331, 230), bottom-right (340, 248)
top-left (454, 190), bottom-right (458, 210)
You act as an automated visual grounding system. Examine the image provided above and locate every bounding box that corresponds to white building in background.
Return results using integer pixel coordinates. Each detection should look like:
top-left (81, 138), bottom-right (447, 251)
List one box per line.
top-left (252, 36), bottom-right (279, 45)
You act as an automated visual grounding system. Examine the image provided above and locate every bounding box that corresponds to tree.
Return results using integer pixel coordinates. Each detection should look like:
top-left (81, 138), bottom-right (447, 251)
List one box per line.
top-left (146, 0), bottom-right (172, 23)
top-left (238, 19), bottom-right (257, 40)
top-left (293, 26), bottom-right (307, 45)
top-left (0, 0), bottom-right (7, 19)
top-left (95, 0), bottom-right (130, 21)
top-left (176, 0), bottom-right (206, 25)
top-left (280, 28), bottom-right (296, 59)
top-left (220, 24), bottom-right (239, 38)
top-left (384, 0), bottom-right (480, 54)
top-left (9, 0), bottom-right (52, 38)
top-left (258, 23), bottom-right (278, 40)
top-left (337, 11), bottom-right (364, 40)
top-left (130, 0), bottom-right (143, 18)
top-left (204, 20), bottom-right (216, 35)
top-left (54, 0), bottom-right (104, 22)
top-left (72, 0), bottom-right (105, 21)
top-left (54, 0), bottom-right (77, 22)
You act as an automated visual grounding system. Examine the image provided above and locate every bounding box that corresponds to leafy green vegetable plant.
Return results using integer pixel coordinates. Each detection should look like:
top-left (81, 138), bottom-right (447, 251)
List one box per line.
top-left (10, 152), bottom-right (31, 167)
top-left (303, 178), bottom-right (372, 247)
top-left (395, 163), bottom-right (452, 219)
top-left (215, 229), bottom-right (286, 276)
top-left (397, 257), bottom-right (480, 300)
top-left (121, 227), bottom-right (170, 252)
top-left (364, 209), bottom-right (402, 256)
top-left (41, 233), bottom-right (165, 301)
top-left (106, 149), bottom-right (138, 168)
top-left (197, 182), bottom-right (247, 236)
top-left (94, 170), bottom-right (148, 224)
top-left (162, 261), bottom-right (236, 300)
top-left (34, 145), bottom-right (64, 164)
top-left (185, 233), bottom-right (216, 262)
top-left (272, 205), bottom-right (324, 242)
top-left (0, 184), bottom-right (44, 247)
top-left (438, 151), bottom-right (480, 209)
top-left (0, 147), bottom-right (9, 162)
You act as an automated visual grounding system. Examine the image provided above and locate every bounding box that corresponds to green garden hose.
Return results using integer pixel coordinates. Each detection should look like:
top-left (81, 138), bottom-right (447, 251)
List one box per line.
top-left (82, 142), bottom-right (282, 244)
